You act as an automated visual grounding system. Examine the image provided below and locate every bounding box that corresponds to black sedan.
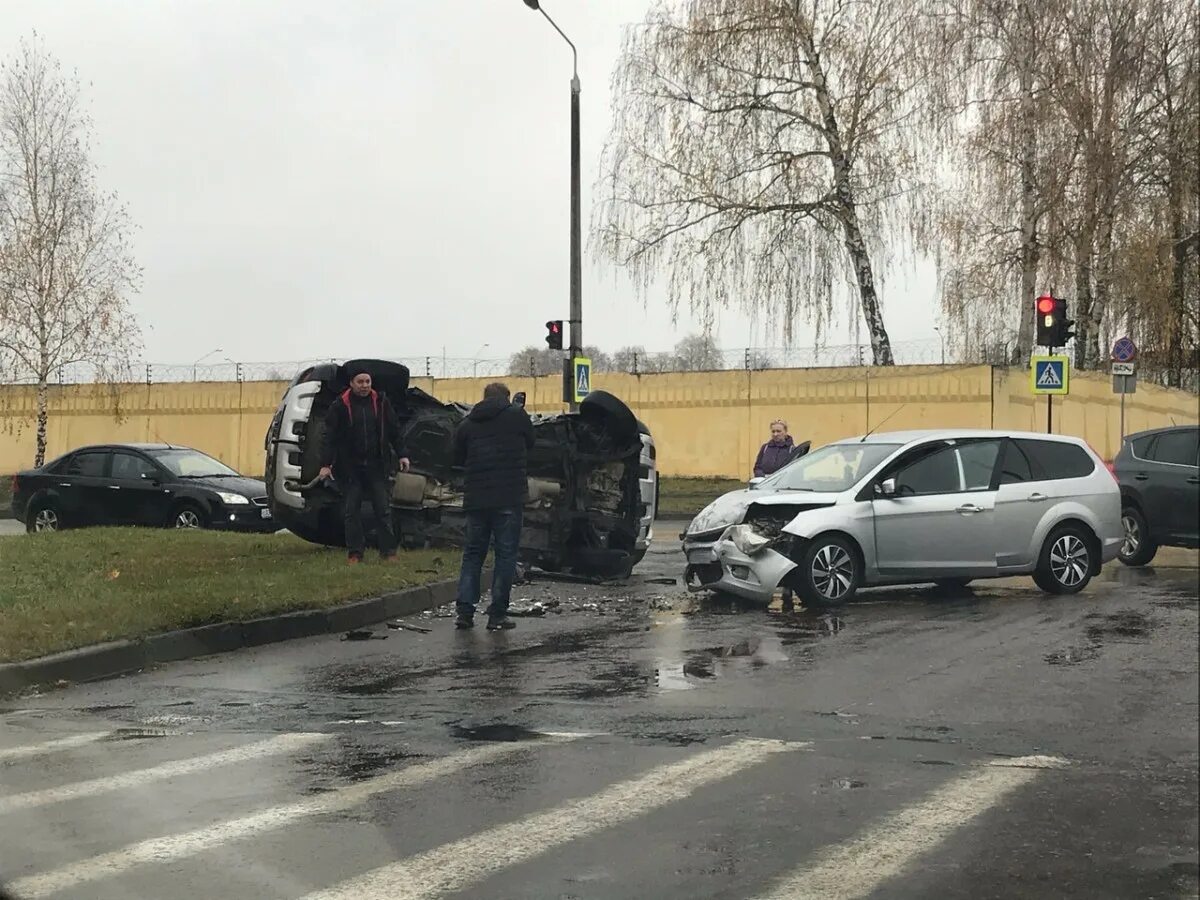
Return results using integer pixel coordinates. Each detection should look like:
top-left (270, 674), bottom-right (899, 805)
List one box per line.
top-left (11, 443), bottom-right (276, 534)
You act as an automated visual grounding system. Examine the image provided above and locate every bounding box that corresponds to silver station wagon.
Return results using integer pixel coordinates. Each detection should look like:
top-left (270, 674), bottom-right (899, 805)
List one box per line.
top-left (682, 430), bottom-right (1122, 607)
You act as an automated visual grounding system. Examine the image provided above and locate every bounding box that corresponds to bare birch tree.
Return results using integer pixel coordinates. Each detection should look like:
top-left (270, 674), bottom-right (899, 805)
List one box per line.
top-left (928, 0), bottom-right (1075, 364)
top-left (594, 0), bottom-right (940, 366)
top-left (1052, 0), bottom-right (1157, 369)
top-left (1129, 0), bottom-right (1199, 385)
top-left (0, 36), bottom-right (141, 466)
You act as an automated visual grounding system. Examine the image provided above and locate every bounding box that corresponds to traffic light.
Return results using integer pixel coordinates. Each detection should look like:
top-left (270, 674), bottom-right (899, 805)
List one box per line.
top-left (545, 320), bottom-right (563, 350)
top-left (1035, 294), bottom-right (1074, 348)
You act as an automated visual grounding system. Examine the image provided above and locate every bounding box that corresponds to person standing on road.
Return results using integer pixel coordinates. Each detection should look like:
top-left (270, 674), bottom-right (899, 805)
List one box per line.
top-left (318, 368), bottom-right (410, 564)
top-left (453, 382), bottom-right (534, 631)
top-left (754, 419), bottom-right (795, 478)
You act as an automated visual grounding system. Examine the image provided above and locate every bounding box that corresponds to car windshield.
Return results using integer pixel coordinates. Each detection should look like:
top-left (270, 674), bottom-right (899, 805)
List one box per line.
top-left (148, 448), bottom-right (240, 478)
top-left (758, 441), bottom-right (901, 493)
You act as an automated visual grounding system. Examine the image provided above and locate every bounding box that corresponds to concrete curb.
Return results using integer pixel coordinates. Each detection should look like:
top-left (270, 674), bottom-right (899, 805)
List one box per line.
top-left (0, 572), bottom-right (486, 697)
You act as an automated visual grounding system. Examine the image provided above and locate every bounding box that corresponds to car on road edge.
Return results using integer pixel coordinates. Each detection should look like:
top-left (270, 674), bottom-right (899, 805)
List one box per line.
top-left (264, 359), bottom-right (657, 577)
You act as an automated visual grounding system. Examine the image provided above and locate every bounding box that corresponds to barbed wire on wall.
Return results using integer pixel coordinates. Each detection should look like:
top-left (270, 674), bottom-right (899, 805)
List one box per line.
top-left (8, 338), bottom-right (1196, 392)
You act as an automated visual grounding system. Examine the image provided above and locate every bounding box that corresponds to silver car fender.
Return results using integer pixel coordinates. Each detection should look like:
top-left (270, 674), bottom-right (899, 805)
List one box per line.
top-left (1025, 495), bottom-right (1116, 570)
top-left (780, 500), bottom-right (880, 581)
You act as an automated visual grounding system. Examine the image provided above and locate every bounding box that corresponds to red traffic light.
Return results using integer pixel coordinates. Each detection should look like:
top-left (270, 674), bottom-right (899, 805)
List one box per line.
top-left (1037, 295), bottom-right (1055, 315)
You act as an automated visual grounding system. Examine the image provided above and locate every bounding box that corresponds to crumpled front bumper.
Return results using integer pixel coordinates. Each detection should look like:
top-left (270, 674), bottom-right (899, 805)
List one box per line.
top-left (682, 529), bottom-right (797, 604)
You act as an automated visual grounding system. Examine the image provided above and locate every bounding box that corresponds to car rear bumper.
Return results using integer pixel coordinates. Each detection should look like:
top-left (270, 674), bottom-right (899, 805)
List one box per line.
top-left (683, 536), bottom-right (797, 604)
top-left (1100, 534), bottom-right (1122, 564)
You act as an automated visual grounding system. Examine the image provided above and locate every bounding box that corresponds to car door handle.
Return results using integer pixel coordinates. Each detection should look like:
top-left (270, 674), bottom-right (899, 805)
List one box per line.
top-left (956, 503), bottom-right (983, 514)
top-left (1027, 493), bottom-right (1048, 502)
top-left (107, 485), bottom-right (121, 490)
top-left (1134, 473), bottom-right (1149, 481)
top-left (58, 482), bottom-right (72, 488)
top-left (1189, 477), bottom-right (1199, 485)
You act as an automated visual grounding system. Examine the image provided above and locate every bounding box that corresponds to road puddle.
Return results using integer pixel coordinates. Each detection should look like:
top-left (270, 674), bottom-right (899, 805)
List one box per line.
top-left (450, 723), bottom-right (547, 742)
top-left (1046, 608), bottom-right (1157, 666)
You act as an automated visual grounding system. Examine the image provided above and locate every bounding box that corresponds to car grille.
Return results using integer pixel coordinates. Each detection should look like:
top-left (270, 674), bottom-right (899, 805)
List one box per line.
top-left (251, 497), bottom-right (269, 507)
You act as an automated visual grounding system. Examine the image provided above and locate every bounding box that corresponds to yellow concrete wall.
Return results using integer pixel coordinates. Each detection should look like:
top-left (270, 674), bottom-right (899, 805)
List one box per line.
top-left (1, 366), bottom-right (1196, 479)
top-left (991, 368), bottom-right (1200, 460)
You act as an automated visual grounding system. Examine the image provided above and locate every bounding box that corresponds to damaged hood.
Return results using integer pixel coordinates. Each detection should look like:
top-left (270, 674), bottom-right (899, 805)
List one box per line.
top-left (686, 488), bottom-right (843, 536)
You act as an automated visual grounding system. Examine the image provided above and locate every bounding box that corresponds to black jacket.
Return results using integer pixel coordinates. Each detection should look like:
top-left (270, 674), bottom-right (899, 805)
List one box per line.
top-left (453, 398), bottom-right (534, 510)
top-left (320, 389), bottom-right (406, 474)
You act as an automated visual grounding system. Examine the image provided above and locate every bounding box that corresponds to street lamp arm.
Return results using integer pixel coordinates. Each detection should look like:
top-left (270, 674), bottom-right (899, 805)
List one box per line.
top-left (533, 5), bottom-right (578, 81)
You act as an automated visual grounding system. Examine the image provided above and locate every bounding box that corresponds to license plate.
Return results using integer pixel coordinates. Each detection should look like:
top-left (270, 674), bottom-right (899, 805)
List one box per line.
top-left (260, 509), bottom-right (272, 520)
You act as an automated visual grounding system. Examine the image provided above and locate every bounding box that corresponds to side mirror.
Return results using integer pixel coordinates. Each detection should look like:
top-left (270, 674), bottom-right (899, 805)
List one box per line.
top-left (875, 478), bottom-right (897, 498)
top-left (748, 476), bottom-right (764, 489)
top-left (513, 391), bottom-right (526, 408)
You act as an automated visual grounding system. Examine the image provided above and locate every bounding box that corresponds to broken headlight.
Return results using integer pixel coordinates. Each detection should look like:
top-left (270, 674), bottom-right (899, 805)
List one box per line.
top-left (726, 523), bottom-right (772, 556)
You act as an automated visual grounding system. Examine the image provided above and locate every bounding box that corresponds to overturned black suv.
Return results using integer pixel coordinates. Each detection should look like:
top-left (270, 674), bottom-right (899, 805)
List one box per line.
top-left (264, 359), bottom-right (658, 577)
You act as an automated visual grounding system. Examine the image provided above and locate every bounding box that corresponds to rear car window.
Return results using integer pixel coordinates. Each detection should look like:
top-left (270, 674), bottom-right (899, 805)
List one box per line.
top-left (1016, 439), bottom-right (1095, 480)
top-left (998, 441), bottom-right (1034, 484)
top-left (66, 452), bottom-right (108, 477)
top-left (1130, 434), bottom-right (1155, 460)
top-left (111, 452), bottom-right (159, 480)
top-left (1149, 429), bottom-right (1199, 467)
top-left (957, 441), bottom-right (1001, 490)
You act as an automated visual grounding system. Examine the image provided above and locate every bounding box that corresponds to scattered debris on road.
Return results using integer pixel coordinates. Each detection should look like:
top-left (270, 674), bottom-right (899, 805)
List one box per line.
top-left (386, 621), bottom-right (433, 634)
top-left (341, 629), bottom-right (387, 641)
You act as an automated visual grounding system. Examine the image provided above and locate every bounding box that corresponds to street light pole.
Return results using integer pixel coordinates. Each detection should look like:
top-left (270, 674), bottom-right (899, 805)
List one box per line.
top-left (523, 0), bottom-right (582, 410)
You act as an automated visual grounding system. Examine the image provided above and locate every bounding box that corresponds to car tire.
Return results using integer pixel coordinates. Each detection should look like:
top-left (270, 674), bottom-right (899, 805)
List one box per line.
top-left (796, 534), bottom-right (861, 608)
top-left (170, 503), bottom-right (209, 530)
top-left (26, 501), bottom-right (62, 534)
top-left (1118, 506), bottom-right (1157, 567)
top-left (1033, 525), bottom-right (1094, 595)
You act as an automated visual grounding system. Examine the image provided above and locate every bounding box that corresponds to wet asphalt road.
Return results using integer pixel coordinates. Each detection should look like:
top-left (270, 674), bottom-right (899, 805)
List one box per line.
top-left (0, 524), bottom-right (1197, 900)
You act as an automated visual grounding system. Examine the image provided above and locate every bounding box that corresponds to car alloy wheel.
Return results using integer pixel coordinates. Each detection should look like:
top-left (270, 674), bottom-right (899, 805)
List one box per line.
top-left (810, 543), bottom-right (855, 602)
top-left (1120, 513), bottom-right (1140, 558)
top-left (175, 509), bottom-right (202, 529)
top-left (34, 508), bottom-right (59, 532)
top-left (1049, 533), bottom-right (1089, 588)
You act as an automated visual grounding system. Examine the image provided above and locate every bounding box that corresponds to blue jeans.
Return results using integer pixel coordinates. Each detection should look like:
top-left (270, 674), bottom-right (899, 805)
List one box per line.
top-left (456, 507), bottom-right (523, 620)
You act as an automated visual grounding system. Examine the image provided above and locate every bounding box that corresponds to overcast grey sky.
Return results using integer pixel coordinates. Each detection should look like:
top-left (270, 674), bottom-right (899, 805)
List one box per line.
top-left (5, 0), bottom-right (936, 365)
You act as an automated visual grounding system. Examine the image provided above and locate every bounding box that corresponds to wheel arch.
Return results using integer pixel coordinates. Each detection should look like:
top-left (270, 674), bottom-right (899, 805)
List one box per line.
top-left (783, 529), bottom-right (867, 577)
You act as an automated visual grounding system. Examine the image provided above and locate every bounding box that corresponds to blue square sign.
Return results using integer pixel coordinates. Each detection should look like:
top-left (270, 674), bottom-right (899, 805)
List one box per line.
top-left (1031, 355), bottom-right (1070, 395)
top-left (572, 357), bottom-right (592, 403)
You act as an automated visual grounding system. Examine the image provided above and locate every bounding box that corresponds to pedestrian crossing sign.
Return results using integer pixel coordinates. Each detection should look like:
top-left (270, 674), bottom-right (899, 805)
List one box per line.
top-left (1031, 355), bottom-right (1069, 395)
top-left (573, 357), bottom-right (592, 403)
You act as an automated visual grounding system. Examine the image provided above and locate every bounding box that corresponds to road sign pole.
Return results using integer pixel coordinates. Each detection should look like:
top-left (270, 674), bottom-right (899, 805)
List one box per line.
top-left (1047, 344), bottom-right (1055, 434)
top-left (1120, 385), bottom-right (1126, 440)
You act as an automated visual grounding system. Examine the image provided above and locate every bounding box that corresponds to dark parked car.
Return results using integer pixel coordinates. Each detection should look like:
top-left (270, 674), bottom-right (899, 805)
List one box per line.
top-left (11, 444), bottom-right (276, 534)
top-left (1114, 425), bottom-right (1199, 566)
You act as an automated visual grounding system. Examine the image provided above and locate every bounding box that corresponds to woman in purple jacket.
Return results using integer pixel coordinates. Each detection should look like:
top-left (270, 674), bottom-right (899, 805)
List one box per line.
top-left (753, 419), bottom-right (795, 478)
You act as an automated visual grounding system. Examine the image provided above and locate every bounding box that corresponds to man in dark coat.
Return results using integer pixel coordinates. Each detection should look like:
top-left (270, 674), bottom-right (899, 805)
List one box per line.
top-left (452, 382), bottom-right (534, 631)
top-left (318, 368), bottom-right (410, 563)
